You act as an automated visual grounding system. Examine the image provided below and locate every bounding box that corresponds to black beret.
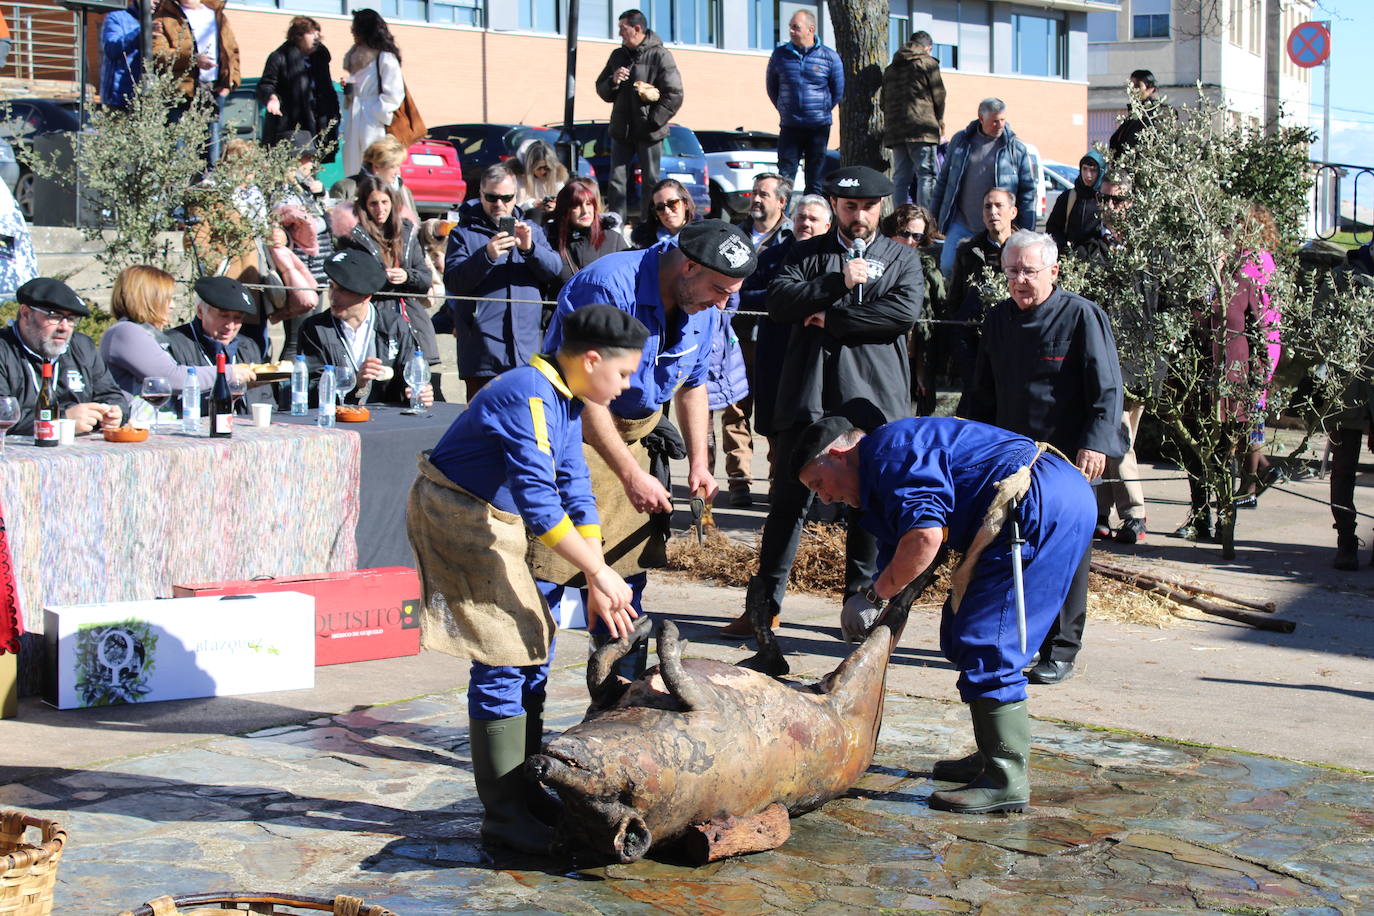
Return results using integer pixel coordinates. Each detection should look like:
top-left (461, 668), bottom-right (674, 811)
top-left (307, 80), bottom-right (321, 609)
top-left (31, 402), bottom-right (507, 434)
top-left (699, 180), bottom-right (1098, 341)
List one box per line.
top-left (561, 304), bottom-right (649, 351)
top-left (824, 166), bottom-right (894, 199)
top-left (194, 276), bottom-right (256, 315)
top-left (323, 249), bottom-right (387, 296)
top-left (790, 414), bottom-right (858, 479)
top-left (675, 219), bottom-right (757, 279)
top-left (17, 277), bottom-right (88, 317)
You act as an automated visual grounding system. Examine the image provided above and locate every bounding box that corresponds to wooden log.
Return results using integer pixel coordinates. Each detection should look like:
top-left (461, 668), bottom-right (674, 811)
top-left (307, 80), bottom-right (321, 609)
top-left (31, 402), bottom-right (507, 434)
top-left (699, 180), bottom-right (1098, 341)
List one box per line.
top-left (1090, 563), bottom-right (1296, 633)
top-left (683, 803), bottom-right (791, 864)
top-left (1091, 559), bottom-right (1277, 613)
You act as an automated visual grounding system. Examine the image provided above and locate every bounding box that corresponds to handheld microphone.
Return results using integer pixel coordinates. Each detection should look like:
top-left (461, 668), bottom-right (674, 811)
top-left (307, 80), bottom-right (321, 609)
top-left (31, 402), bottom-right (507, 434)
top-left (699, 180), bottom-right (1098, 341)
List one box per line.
top-left (850, 236), bottom-right (867, 305)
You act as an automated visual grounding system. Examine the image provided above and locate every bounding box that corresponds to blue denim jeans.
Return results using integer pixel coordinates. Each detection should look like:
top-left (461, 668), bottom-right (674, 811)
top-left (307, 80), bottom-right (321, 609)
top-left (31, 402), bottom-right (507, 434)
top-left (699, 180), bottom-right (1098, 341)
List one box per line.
top-left (777, 124), bottom-right (830, 195)
top-left (891, 141), bottom-right (938, 208)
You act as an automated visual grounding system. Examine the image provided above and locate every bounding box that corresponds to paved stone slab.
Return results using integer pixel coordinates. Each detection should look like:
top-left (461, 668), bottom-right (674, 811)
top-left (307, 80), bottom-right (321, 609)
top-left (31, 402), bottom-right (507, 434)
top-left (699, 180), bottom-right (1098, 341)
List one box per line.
top-left (11, 656), bottom-right (1370, 916)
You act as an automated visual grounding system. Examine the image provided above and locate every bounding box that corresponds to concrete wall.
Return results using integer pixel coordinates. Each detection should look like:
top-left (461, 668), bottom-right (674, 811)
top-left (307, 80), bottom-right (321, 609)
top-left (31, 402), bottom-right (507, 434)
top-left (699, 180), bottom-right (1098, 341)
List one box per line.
top-left (229, 7), bottom-right (1088, 168)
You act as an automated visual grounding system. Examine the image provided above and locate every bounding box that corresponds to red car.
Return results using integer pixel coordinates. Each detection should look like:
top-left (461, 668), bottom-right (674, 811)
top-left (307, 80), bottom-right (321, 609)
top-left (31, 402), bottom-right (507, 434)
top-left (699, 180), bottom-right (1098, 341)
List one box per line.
top-left (401, 139), bottom-right (466, 216)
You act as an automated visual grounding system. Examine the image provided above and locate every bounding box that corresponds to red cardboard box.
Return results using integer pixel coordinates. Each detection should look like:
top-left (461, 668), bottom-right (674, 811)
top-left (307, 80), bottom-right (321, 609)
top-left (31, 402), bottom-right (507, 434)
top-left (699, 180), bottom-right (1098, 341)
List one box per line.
top-left (173, 568), bottom-right (421, 666)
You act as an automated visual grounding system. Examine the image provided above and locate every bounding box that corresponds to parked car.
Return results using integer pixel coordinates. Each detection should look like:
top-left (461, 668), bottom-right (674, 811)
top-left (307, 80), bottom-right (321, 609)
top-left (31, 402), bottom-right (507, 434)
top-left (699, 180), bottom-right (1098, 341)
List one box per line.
top-left (694, 128), bottom-right (779, 219)
top-left (554, 121), bottom-right (710, 217)
top-left (1040, 159), bottom-right (1077, 228)
top-left (1021, 141), bottom-right (1050, 225)
top-left (427, 123), bottom-right (590, 200)
top-left (400, 138), bottom-right (466, 215)
top-left (0, 98), bottom-right (85, 220)
top-left (0, 138), bottom-right (18, 202)
top-left (222, 77), bottom-right (349, 190)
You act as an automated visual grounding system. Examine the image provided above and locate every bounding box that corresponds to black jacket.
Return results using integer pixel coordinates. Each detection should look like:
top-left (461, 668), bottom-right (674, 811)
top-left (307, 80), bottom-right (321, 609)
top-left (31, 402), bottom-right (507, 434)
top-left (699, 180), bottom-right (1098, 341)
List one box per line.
top-left (545, 222), bottom-right (629, 298)
top-left (1109, 97), bottom-right (1169, 157)
top-left (0, 326), bottom-right (126, 435)
top-left (258, 41), bottom-right (340, 160)
top-left (961, 287), bottom-right (1126, 458)
top-left (945, 230), bottom-right (1005, 394)
top-left (766, 231), bottom-right (924, 434)
top-left (594, 31), bottom-right (684, 145)
top-left (743, 238), bottom-right (794, 437)
top-left (1045, 183), bottom-right (1102, 252)
top-left (164, 321), bottom-right (271, 414)
top-left (299, 303), bottom-right (417, 405)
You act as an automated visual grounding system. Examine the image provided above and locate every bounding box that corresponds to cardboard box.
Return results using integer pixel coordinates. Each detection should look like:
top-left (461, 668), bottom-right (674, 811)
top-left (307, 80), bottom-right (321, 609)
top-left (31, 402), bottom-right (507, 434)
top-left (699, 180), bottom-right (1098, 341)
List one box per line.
top-left (173, 568), bottom-right (421, 667)
top-left (44, 592), bottom-right (315, 709)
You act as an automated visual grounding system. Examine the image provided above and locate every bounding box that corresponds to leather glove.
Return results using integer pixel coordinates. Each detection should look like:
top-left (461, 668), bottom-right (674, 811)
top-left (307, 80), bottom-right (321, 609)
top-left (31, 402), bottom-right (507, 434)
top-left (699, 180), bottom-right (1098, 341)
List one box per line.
top-left (840, 593), bottom-right (881, 644)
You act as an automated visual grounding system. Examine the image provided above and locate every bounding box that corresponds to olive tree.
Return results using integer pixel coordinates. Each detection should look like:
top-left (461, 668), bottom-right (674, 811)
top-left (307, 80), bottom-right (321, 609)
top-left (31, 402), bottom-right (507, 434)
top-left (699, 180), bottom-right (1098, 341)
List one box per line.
top-left (1070, 90), bottom-right (1374, 558)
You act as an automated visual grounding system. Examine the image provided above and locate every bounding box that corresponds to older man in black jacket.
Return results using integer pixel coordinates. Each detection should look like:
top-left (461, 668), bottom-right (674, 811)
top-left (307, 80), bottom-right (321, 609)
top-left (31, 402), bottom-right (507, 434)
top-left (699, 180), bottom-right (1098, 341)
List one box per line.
top-left (0, 278), bottom-right (124, 437)
top-left (962, 229), bottom-right (1125, 685)
top-left (722, 166), bottom-right (923, 638)
top-left (595, 8), bottom-right (683, 222)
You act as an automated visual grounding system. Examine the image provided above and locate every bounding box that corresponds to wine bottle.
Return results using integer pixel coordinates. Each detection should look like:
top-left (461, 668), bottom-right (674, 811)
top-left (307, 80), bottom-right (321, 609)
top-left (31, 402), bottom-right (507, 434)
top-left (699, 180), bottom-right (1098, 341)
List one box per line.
top-left (34, 362), bottom-right (58, 447)
top-left (209, 352), bottom-right (233, 438)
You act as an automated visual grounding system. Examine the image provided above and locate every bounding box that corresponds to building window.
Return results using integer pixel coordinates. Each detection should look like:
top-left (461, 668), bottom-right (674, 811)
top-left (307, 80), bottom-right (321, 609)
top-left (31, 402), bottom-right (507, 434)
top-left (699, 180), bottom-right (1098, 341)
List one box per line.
top-left (1228, 0), bottom-right (1245, 47)
top-left (932, 42), bottom-right (958, 70)
top-left (1086, 11), bottom-right (1117, 42)
top-left (1011, 12), bottom-right (1066, 78)
top-left (1132, 13), bottom-right (1168, 38)
top-left (748, 0), bottom-right (777, 49)
top-left (641, 0), bottom-right (717, 46)
top-left (889, 14), bottom-right (910, 57)
top-left (518, 0), bottom-right (558, 32)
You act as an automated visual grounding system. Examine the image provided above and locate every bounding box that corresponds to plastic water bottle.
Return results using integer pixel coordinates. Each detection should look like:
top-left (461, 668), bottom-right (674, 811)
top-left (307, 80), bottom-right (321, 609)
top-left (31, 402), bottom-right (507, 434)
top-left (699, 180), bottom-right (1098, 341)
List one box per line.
top-left (290, 354), bottom-right (309, 416)
top-left (317, 365), bottom-right (336, 428)
top-left (181, 366), bottom-right (201, 434)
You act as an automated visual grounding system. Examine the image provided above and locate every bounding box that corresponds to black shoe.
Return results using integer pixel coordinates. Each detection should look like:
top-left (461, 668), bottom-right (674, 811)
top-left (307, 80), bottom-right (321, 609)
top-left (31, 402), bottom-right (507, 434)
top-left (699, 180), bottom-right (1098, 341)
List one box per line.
top-left (1115, 517), bottom-right (1147, 544)
top-left (1234, 494), bottom-right (1258, 509)
top-left (728, 488), bottom-right (753, 508)
top-left (1262, 465), bottom-right (1290, 488)
top-left (1334, 534), bottom-right (1360, 571)
top-left (1172, 520), bottom-right (1212, 541)
top-left (1027, 659), bottom-right (1075, 685)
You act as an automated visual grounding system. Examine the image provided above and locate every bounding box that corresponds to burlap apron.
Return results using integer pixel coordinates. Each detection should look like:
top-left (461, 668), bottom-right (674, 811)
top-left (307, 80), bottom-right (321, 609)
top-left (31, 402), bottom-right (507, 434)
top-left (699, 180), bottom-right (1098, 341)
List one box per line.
top-left (406, 452), bottom-right (556, 666)
top-left (527, 409), bottom-right (665, 586)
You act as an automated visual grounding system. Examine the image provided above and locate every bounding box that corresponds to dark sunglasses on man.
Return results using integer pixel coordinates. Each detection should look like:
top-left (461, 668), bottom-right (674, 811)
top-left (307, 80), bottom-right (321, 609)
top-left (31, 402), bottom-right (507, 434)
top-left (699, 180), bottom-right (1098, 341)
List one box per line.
top-left (653, 198), bottom-right (684, 213)
top-left (484, 193), bottom-right (516, 204)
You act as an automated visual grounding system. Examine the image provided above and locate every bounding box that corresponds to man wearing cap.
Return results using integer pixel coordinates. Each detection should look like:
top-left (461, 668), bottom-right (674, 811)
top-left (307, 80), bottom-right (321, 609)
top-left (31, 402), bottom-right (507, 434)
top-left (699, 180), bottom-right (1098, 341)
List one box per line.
top-left (166, 276), bottom-right (271, 415)
top-left (0, 277), bottom-right (125, 436)
top-left (791, 413), bottom-right (1095, 814)
top-left (722, 165), bottom-right (922, 638)
top-left (538, 219), bottom-right (756, 670)
top-left (300, 249), bottom-right (433, 407)
top-left (410, 304), bottom-right (645, 855)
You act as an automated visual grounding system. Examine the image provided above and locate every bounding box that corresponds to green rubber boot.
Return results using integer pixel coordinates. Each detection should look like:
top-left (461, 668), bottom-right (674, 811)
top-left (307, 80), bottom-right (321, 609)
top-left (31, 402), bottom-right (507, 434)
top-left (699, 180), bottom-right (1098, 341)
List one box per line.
top-left (522, 696), bottom-right (563, 826)
top-left (928, 699), bottom-right (1030, 814)
top-left (931, 750), bottom-right (983, 784)
top-left (469, 715), bottom-right (554, 853)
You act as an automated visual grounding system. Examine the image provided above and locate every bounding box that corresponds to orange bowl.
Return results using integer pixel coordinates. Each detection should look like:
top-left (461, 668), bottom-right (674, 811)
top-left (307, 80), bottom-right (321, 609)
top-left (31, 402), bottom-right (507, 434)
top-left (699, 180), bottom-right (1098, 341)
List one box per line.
top-left (336, 406), bottom-right (371, 423)
top-left (103, 426), bottom-right (150, 443)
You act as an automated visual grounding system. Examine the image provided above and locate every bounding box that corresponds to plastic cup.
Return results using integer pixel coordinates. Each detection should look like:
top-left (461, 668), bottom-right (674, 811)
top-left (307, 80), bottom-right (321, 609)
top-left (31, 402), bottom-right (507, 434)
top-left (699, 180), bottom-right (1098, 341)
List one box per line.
top-left (251, 403), bottom-right (272, 428)
top-left (57, 418), bottom-right (76, 445)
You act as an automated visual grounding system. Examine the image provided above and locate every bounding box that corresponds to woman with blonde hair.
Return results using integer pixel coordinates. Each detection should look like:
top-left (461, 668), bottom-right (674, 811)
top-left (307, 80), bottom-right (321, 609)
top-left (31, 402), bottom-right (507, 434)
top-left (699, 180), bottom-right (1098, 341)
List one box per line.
top-left (518, 139), bottom-right (569, 216)
top-left (99, 264), bottom-right (252, 399)
top-left (351, 134), bottom-right (419, 222)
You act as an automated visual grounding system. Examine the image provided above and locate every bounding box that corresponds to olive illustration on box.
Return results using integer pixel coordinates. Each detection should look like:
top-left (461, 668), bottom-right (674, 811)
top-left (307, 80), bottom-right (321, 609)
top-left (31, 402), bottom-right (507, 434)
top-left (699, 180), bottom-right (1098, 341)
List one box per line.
top-left (74, 619), bottom-right (158, 707)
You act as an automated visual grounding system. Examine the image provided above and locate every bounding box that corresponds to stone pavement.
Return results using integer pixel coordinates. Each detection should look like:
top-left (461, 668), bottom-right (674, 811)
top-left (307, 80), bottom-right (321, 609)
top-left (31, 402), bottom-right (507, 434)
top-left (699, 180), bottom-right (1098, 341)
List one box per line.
top-left (5, 637), bottom-right (1373, 916)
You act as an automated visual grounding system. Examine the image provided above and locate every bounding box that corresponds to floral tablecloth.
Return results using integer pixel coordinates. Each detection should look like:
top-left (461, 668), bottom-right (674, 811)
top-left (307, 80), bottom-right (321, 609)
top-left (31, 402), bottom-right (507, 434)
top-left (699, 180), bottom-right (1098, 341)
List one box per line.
top-left (0, 419), bottom-right (360, 634)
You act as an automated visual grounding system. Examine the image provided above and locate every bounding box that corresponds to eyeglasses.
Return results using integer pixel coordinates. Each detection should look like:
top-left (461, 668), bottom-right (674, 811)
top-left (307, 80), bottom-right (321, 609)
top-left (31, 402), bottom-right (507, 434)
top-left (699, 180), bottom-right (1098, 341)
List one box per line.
top-left (653, 198), bottom-right (685, 213)
top-left (27, 305), bottom-right (78, 325)
top-left (1100, 194), bottom-right (1130, 205)
top-left (894, 231), bottom-right (926, 242)
top-left (483, 193), bottom-right (515, 204)
top-left (1003, 265), bottom-right (1053, 281)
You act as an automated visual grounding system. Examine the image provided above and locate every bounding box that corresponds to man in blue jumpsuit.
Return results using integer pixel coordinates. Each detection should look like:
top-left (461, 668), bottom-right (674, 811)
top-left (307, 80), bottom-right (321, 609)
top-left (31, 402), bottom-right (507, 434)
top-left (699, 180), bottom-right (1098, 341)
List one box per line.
top-left (411, 306), bottom-right (644, 853)
top-left (792, 413), bottom-right (1095, 814)
top-left (538, 220), bottom-right (757, 671)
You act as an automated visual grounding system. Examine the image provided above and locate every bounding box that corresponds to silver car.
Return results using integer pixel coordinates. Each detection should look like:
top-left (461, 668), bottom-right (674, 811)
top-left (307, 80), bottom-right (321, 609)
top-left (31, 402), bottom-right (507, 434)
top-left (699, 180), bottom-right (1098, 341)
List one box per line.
top-left (695, 129), bottom-right (781, 219)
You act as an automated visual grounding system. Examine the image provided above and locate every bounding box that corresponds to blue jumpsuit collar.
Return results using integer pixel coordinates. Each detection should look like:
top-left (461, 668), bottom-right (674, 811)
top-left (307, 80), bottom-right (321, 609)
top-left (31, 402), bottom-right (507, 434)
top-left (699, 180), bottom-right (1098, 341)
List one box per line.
top-left (529, 353), bottom-right (575, 401)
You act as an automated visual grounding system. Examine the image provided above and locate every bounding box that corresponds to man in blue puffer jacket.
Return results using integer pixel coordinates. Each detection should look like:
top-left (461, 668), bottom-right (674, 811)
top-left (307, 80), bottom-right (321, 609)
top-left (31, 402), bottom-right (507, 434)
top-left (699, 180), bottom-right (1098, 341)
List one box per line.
top-left (766, 9), bottom-right (844, 195)
top-left (931, 98), bottom-right (1037, 277)
top-left (99, 2), bottom-right (143, 110)
top-left (443, 163), bottom-right (562, 401)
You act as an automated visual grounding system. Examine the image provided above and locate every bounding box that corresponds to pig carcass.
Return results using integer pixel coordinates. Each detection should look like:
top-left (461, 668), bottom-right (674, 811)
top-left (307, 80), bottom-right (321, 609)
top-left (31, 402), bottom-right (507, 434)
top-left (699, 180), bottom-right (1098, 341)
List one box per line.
top-left (528, 556), bottom-right (944, 864)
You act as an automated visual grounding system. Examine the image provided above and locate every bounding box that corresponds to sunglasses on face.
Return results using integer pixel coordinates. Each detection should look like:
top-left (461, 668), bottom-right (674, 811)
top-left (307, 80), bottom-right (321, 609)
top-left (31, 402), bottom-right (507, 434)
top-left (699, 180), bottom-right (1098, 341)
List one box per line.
top-left (653, 198), bottom-right (684, 213)
top-left (1100, 194), bottom-right (1129, 205)
top-left (894, 230), bottom-right (926, 242)
top-left (483, 193), bottom-right (515, 203)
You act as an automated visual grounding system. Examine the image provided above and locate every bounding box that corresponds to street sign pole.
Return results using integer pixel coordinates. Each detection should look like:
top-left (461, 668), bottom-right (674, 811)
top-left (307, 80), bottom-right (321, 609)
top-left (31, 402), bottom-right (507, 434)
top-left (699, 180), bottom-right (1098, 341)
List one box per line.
top-left (1322, 21), bottom-right (1331, 167)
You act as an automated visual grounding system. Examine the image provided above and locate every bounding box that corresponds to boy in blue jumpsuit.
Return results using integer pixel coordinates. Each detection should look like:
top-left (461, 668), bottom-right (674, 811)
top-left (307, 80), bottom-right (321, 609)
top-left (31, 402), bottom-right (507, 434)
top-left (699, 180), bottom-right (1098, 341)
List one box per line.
top-left (792, 414), bottom-right (1094, 814)
top-left (411, 305), bottom-right (647, 854)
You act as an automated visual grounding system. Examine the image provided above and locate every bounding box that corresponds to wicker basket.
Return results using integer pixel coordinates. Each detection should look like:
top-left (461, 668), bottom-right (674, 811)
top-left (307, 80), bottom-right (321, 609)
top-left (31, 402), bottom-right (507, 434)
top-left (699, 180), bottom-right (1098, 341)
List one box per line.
top-left (0, 810), bottom-right (67, 916)
top-left (116, 893), bottom-right (399, 916)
